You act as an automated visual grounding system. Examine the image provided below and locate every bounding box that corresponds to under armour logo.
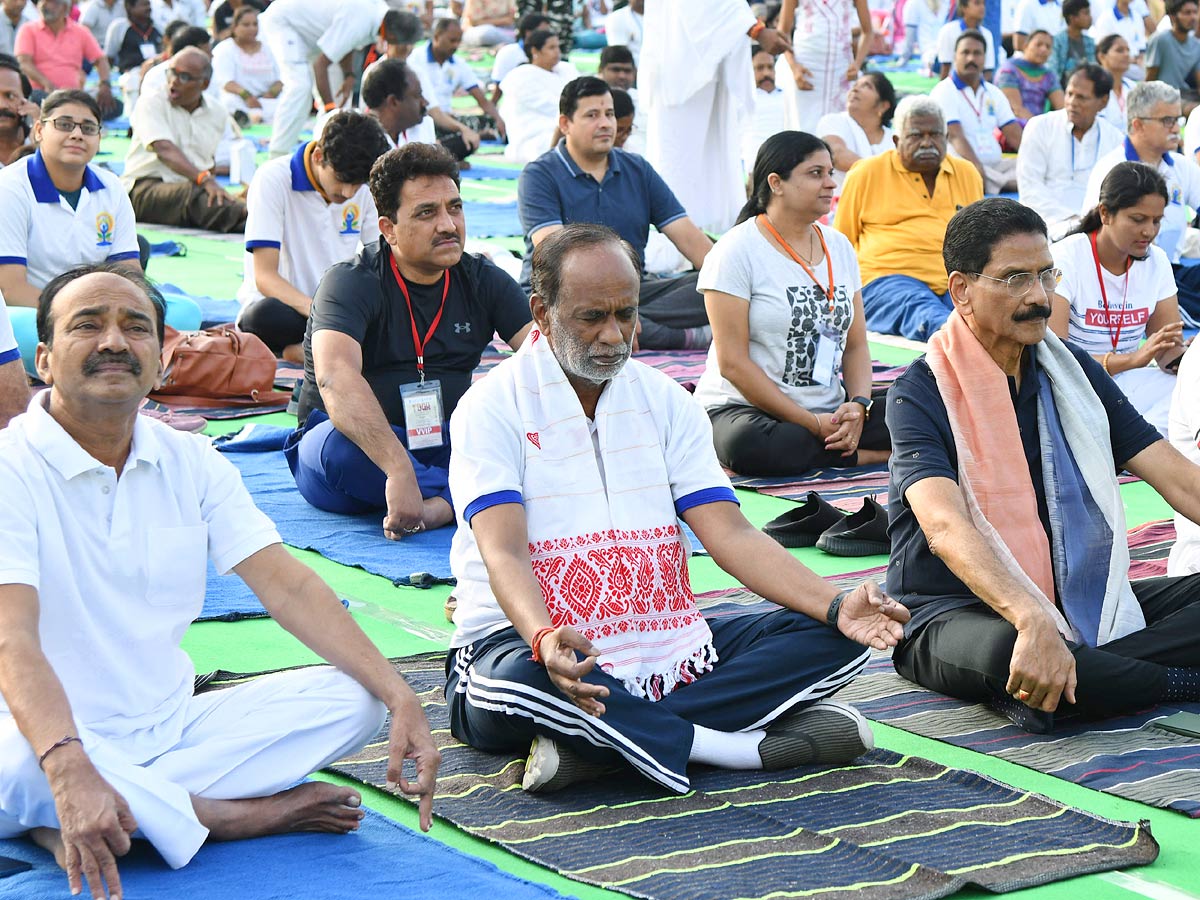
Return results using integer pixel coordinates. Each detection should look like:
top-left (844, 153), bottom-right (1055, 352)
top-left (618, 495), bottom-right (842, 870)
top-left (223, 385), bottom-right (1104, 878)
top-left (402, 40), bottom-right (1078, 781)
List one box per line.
top-left (526, 432), bottom-right (540, 449)
top-left (454, 323), bottom-right (471, 334)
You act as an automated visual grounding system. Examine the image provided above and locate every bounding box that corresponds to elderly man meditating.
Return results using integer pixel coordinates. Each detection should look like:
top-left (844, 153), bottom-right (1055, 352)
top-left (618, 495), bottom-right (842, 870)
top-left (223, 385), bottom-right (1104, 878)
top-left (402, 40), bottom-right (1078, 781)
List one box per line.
top-left (0, 264), bottom-right (440, 900)
top-left (886, 197), bottom-right (1200, 734)
top-left (443, 224), bottom-right (910, 794)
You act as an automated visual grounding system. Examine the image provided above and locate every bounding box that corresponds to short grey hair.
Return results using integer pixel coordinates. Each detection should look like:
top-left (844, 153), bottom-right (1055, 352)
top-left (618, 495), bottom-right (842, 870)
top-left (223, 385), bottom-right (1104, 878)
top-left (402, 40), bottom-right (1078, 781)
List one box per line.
top-left (893, 95), bottom-right (946, 138)
top-left (1127, 80), bottom-right (1181, 128)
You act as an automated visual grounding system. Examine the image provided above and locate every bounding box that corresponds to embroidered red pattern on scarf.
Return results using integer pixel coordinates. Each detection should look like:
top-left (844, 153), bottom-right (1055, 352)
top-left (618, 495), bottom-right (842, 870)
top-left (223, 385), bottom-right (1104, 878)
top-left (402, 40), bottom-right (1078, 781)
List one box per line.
top-left (528, 525), bottom-right (700, 639)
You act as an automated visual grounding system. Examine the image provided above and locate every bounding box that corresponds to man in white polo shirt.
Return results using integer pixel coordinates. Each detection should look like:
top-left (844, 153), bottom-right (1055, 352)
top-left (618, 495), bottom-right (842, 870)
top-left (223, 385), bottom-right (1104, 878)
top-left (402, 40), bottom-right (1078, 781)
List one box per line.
top-left (0, 264), bottom-right (439, 898)
top-left (0, 290), bottom-right (28, 427)
top-left (408, 18), bottom-right (506, 162)
top-left (1014, 0), bottom-right (1065, 50)
top-left (238, 111), bottom-right (392, 361)
top-left (259, 0), bottom-right (405, 159)
top-left (1084, 80), bottom-right (1200, 322)
top-left (0, 89), bottom-right (142, 374)
top-left (930, 29), bottom-right (1024, 192)
top-left (1018, 64), bottom-right (1123, 238)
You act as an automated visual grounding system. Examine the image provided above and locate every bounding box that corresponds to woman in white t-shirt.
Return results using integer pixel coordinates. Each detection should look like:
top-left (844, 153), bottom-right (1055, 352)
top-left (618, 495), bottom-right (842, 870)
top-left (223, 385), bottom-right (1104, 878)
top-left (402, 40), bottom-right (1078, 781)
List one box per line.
top-left (1096, 34), bottom-right (1135, 133)
top-left (696, 131), bottom-right (890, 476)
top-left (211, 7), bottom-right (281, 123)
top-left (1051, 161), bottom-right (1186, 436)
top-left (815, 72), bottom-right (895, 219)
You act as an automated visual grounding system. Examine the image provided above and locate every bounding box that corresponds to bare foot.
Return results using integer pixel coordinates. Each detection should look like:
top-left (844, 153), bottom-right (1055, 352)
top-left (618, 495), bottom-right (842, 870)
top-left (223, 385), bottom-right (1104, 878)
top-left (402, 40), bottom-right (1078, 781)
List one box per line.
top-left (192, 782), bottom-right (365, 842)
top-left (30, 827), bottom-right (66, 869)
top-left (421, 497), bottom-right (454, 531)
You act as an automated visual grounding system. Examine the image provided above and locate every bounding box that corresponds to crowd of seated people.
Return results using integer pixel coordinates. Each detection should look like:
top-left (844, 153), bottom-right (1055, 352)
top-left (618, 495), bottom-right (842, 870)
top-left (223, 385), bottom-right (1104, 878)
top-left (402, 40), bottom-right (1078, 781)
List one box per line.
top-left (9, 3), bottom-right (1200, 898)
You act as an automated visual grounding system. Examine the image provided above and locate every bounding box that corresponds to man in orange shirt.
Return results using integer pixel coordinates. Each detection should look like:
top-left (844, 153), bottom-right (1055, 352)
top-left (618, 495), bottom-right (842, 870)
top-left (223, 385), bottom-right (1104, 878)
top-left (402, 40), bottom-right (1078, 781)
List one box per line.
top-left (14, 0), bottom-right (118, 118)
top-left (834, 94), bottom-right (983, 341)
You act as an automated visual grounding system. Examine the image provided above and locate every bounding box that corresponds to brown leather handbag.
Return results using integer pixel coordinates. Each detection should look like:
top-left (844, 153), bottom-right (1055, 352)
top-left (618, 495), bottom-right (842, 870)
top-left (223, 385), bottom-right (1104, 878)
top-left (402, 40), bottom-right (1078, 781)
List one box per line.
top-left (149, 325), bottom-right (293, 408)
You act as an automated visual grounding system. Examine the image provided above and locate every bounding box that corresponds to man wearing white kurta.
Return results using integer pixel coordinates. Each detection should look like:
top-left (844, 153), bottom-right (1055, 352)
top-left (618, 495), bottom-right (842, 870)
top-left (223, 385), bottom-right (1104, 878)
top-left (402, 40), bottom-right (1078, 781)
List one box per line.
top-left (0, 266), bottom-right (439, 898)
top-left (641, 2), bottom-right (791, 233)
top-left (1018, 65), bottom-right (1122, 238)
top-left (444, 224), bottom-right (909, 794)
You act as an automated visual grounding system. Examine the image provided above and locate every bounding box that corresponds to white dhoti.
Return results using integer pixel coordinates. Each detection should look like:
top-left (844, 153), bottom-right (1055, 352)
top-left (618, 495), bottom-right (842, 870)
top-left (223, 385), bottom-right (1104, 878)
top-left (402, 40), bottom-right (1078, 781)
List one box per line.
top-left (1115, 367), bottom-right (1176, 438)
top-left (0, 667), bottom-right (384, 869)
top-left (642, 0), bottom-right (758, 235)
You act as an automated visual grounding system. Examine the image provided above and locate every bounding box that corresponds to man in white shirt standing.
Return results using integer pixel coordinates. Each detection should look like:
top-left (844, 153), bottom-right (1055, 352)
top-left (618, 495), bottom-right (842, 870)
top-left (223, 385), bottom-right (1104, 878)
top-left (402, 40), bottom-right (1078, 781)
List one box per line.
top-left (0, 263), bottom-right (439, 899)
top-left (742, 43), bottom-right (785, 176)
top-left (1084, 80), bottom-right (1200, 322)
top-left (239, 111), bottom-right (392, 361)
top-left (930, 29), bottom-right (1024, 192)
top-left (605, 0), bottom-right (642, 65)
top-left (260, 0), bottom-right (404, 159)
top-left (641, 0), bottom-right (790, 234)
top-left (1018, 64), bottom-right (1122, 238)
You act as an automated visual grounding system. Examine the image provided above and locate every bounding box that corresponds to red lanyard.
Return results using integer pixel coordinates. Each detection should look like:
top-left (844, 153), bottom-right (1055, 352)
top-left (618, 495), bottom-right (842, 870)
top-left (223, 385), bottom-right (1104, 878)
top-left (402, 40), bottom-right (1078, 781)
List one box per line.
top-left (389, 254), bottom-right (450, 382)
top-left (758, 215), bottom-right (836, 311)
top-left (959, 84), bottom-right (984, 120)
top-left (1089, 230), bottom-right (1131, 351)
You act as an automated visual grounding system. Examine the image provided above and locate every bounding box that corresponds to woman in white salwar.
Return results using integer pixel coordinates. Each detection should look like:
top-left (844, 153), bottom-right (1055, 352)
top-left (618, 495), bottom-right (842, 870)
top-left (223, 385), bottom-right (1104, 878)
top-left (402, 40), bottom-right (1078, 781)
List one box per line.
top-left (211, 7), bottom-right (281, 124)
top-left (815, 71), bottom-right (895, 218)
top-left (778, 0), bottom-right (875, 132)
top-left (498, 30), bottom-right (578, 163)
top-left (1051, 162), bottom-right (1187, 437)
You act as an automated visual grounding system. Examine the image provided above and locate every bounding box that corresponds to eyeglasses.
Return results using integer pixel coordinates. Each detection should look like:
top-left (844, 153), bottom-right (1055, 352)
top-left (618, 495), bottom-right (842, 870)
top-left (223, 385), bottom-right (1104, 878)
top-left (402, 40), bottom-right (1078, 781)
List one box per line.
top-left (166, 67), bottom-right (202, 84)
top-left (970, 267), bottom-right (1062, 297)
top-left (42, 116), bottom-right (100, 136)
top-left (1136, 115), bottom-right (1185, 129)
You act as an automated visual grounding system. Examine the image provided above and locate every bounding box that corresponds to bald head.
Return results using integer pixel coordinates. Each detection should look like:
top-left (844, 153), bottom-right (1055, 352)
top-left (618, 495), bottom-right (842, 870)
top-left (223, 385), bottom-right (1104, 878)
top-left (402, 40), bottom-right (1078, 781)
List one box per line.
top-left (166, 46), bottom-right (211, 109)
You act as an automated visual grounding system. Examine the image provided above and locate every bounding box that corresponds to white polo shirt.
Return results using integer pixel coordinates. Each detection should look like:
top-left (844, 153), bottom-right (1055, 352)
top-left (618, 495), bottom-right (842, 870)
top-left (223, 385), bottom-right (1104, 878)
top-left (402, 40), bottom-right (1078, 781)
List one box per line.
top-left (0, 291), bottom-right (17, 365)
top-left (123, 90), bottom-right (230, 188)
top-left (259, 0), bottom-right (387, 63)
top-left (408, 42), bottom-right (480, 111)
top-left (930, 70), bottom-right (1018, 165)
top-left (1017, 109), bottom-right (1123, 234)
top-left (1083, 138), bottom-right (1200, 262)
top-left (0, 151), bottom-right (140, 290)
top-left (936, 20), bottom-right (1000, 71)
top-left (1014, 0), bottom-right (1065, 35)
top-left (239, 142), bottom-right (380, 306)
top-left (0, 393), bottom-right (280, 740)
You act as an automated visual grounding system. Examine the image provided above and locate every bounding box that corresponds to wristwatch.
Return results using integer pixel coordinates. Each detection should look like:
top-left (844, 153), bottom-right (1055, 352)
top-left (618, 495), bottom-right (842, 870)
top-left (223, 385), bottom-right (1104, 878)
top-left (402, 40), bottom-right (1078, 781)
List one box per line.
top-left (850, 395), bottom-right (874, 419)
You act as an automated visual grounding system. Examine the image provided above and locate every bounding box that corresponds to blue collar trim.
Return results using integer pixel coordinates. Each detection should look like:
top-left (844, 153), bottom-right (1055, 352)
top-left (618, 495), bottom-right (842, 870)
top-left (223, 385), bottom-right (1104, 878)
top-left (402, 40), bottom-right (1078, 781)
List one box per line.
top-left (289, 142), bottom-right (317, 192)
top-left (1125, 136), bottom-right (1174, 165)
top-left (426, 43), bottom-right (453, 64)
top-left (950, 69), bottom-right (971, 90)
top-left (28, 149), bottom-right (105, 204)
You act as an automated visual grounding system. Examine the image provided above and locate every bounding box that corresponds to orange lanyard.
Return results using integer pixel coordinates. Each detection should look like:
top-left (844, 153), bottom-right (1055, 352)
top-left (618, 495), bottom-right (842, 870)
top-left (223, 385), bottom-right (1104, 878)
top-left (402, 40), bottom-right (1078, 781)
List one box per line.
top-left (1089, 230), bottom-right (1130, 351)
top-left (758, 215), bottom-right (836, 311)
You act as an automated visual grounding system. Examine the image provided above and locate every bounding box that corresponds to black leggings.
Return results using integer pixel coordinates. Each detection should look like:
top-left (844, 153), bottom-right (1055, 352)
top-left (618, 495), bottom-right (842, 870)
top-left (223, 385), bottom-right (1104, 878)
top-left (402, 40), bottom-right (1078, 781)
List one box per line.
top-left (707, 386), bottom-right (891, 476)
top-left (238, 296), bottom-right (307, 355)
top-left (893, 574), bottom-right (1200, 720)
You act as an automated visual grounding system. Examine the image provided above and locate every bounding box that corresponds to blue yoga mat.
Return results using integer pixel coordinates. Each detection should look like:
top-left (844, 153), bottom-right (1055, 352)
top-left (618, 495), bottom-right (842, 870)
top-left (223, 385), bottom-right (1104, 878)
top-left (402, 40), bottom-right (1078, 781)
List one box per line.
top-left (200, 563), bottom-right (267, 622)
top-left (157, 282), bottom-right (242, 329)
top-left (217, 425), bottom-right (459, 584)
top-left (216, 423), bottom-right (709, 581)
top-left (0, 807), bottom-right (569, 900)
top-left (464, 200), bottom-right (521, 239)
top-left (460, 163), bottom-right (520, 180)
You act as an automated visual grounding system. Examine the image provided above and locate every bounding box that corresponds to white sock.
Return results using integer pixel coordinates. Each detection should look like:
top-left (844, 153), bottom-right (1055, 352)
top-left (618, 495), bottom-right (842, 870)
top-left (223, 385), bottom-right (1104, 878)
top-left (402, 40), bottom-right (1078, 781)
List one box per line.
top-left (689, 724), bottom-right (766, 769)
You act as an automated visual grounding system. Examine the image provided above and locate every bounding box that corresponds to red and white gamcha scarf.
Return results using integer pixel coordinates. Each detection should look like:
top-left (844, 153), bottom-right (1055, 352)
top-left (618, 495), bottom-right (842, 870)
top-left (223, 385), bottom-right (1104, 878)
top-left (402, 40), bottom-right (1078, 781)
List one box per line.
top-left (515, 329), bottom-right (716, 700)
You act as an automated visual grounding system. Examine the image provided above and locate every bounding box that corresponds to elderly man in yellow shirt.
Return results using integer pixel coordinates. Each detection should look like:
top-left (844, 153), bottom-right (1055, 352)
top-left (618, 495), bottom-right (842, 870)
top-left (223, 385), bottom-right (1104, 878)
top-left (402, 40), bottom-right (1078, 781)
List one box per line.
top-left (834, 94), bottom-right (983, 341)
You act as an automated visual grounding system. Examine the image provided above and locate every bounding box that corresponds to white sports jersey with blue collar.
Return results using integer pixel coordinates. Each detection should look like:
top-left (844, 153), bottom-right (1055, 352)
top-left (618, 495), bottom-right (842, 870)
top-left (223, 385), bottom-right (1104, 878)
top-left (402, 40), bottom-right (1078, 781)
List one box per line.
top-left (239, 142), bottom-right (379, 307)
top-left (0, 151), bottom-right (140, 289)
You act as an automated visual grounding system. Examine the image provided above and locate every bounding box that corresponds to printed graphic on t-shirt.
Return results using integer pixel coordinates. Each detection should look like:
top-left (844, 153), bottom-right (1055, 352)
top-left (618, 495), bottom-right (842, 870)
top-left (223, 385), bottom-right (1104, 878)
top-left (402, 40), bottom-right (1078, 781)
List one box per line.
top-left (782, 283), bottom-right (851, 387)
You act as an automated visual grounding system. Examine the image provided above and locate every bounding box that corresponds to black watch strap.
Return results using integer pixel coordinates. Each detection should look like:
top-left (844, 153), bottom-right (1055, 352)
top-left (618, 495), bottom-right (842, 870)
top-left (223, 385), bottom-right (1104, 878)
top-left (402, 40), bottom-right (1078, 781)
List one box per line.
top-left (850, 395), bottom-right (873, 418)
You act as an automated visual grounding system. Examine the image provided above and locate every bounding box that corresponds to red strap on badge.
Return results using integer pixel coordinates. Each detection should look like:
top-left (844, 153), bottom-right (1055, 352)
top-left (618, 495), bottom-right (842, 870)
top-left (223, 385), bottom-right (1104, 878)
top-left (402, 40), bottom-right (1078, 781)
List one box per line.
top-left (389, 254), bottom-right (450, 382)
top-left (1089, 231), bottom-right (1131, 352)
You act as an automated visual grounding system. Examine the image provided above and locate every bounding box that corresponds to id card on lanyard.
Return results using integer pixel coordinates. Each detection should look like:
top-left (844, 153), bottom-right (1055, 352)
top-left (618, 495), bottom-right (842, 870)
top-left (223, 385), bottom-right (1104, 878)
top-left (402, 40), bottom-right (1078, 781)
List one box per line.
top-left (758, 215), bottom-right (842, 385)
top-left (391, 254), bottom-right (450, 449)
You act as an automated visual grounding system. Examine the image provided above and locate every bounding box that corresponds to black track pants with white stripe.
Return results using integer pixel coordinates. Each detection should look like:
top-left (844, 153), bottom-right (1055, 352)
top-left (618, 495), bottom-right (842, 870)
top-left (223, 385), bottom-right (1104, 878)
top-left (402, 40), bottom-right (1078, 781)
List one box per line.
top-left (445, 607), bottom-right (870, 793)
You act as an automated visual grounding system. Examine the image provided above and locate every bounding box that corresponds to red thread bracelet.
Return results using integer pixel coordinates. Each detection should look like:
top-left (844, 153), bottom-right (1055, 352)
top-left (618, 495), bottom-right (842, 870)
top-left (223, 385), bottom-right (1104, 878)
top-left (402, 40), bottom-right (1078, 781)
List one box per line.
top-left (529, 626), bottom-right (555, 665)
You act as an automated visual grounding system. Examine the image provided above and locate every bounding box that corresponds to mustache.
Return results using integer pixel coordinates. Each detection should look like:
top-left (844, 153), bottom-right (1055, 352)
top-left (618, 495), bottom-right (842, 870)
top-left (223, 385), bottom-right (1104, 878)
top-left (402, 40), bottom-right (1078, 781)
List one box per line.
top-left (83, 350), bottom-right (142, 376)
top-left (1014, 305), bottom-right (1051, 322)
top-left (0, 109), bottom-right (20, 120)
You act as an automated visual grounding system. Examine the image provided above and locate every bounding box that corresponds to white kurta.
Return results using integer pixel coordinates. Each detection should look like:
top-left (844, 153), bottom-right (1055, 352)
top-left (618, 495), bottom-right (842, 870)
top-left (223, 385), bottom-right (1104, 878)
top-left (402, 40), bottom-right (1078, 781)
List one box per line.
top-left (642, 0), bottom-right (757, 233)
top-left (1168, 339), bottom-right (1200, 574)
top-left (781, 0), bottom-right (858, 132)
top-left (498, 61), bottom-right (579, 164)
